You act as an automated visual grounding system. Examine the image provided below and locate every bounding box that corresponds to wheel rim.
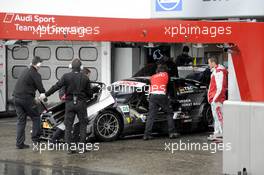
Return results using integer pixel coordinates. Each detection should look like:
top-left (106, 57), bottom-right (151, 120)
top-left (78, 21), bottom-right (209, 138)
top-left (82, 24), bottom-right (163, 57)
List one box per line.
top-left (96, 113), bottom-right (119, 138)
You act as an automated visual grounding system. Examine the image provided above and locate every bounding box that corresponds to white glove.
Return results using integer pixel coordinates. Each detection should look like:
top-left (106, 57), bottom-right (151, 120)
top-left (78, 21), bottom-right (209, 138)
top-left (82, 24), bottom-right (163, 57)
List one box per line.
top-left (39, 93), bottom-right (46, 101)
top-left (92, 93), bottom-right (97, 99)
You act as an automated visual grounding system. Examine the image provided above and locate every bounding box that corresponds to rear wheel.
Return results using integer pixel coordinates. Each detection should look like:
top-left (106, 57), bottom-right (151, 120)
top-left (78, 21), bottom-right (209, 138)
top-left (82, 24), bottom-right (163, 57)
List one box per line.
top-left (94, 111), bottom-right (122, 142)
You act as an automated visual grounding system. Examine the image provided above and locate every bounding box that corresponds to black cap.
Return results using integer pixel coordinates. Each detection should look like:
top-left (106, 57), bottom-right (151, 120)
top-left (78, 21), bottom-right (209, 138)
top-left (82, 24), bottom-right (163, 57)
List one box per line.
top-left (32, 56), bottom-right (43, 65)
top-left (183, 46), bottom-right (189, 53)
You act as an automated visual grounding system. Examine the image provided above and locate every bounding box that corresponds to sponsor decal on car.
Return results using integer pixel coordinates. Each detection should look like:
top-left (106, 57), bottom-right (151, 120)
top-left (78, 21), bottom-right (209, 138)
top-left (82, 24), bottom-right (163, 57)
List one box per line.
top-left (178, 86), bottom-right (194, 94)
top-left (113, 81), bottom-right (146, 88)
top-left (120, 105), bottom-right (130, 113)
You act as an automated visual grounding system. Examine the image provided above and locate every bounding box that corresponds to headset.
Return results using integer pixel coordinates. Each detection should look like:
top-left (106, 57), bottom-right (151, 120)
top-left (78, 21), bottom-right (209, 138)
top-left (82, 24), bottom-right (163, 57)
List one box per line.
top-left (29, 62), bottom-right (42, 67)
top-left (68, 63), bottom-right (84, 70)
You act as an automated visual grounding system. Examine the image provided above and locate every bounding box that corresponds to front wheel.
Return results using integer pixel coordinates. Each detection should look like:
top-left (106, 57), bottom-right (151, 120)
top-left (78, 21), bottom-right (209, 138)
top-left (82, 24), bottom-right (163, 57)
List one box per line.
top-left (202, 104), bottom-right (214, 131)
top-left (94, 111), bottom-right (122, 142)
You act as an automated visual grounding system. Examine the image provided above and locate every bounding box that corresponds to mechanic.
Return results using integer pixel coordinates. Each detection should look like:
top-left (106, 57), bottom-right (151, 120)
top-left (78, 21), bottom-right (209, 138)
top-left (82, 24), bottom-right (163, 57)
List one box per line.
top-left (143, 64), bottom-right (180, 140)
top-left (40, 59), bottom-right (91, 153)
top-left (13, 56), bottom-right (46, 149)
top-left (59, 67), bottom-right (91, 101)
top-left (175, 46), bottom-right (193, 66)
top-left (157, 55), bottom-right (179, 78)
top-left (207, 56), bottom-right (228, 141)
top-left (134, 50), bottom-right (178, 78)
top-left (51, 67), bottom-right (91, 144)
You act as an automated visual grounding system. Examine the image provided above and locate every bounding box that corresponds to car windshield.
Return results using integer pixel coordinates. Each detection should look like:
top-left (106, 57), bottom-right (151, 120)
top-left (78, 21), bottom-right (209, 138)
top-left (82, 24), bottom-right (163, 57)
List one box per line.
top-left (109, 80), bottom-right (148, 104)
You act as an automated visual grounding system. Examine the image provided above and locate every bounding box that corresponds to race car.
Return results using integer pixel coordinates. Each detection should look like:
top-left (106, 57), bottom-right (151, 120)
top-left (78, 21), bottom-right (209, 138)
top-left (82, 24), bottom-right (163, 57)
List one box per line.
top-left (40, 78), bottom-right (213, 142)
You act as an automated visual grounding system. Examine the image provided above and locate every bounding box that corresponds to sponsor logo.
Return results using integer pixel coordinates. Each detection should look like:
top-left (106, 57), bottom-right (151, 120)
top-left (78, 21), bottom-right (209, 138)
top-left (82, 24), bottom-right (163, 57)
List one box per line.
top-left (156, 0), bottom-right (183, 11)
top-left (3, 13), bottom-right (14, 23)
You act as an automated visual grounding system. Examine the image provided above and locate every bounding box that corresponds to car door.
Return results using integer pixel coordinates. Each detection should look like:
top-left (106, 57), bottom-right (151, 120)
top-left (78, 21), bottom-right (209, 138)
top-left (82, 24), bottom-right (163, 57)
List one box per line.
top-left (174, 78), bottom-right (207, 115)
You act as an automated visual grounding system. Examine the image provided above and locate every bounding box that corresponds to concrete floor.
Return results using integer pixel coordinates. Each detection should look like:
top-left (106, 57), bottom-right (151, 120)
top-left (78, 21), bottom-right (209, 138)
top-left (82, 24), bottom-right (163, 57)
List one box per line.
top-left (0, 117), bottom-right (222, 175)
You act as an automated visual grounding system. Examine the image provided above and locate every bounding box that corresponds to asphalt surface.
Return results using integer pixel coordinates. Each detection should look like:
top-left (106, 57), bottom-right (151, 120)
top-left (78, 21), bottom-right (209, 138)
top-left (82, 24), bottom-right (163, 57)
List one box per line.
top-left (0, 117), bottom-right (222, 175)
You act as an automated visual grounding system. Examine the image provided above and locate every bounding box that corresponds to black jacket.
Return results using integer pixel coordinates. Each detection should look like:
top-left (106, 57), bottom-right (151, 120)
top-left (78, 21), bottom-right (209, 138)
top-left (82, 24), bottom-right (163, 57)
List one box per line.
top-left (13, 66), bottom-right (45, 100)
top-left (45, 71), bottom-right (91, 101)
top-left (176, 54), bottom-right (193, 66)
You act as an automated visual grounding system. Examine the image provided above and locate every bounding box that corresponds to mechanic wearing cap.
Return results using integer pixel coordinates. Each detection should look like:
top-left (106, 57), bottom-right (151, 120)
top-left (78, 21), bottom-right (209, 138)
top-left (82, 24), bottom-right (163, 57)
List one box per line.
top-left (13, 56), bottom-right (46, 149)
top-left (207, 56), bottom-right (228, 141)
top-left (40, 59), bottom-right (91, 153)
top-left (143, 64), bottom-right (180, 140)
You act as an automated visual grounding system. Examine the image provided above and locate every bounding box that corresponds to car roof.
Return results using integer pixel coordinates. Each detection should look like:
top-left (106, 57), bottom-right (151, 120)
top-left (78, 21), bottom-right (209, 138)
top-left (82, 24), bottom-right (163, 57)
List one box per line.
top-left (123, 76), bottom-right (203, 85)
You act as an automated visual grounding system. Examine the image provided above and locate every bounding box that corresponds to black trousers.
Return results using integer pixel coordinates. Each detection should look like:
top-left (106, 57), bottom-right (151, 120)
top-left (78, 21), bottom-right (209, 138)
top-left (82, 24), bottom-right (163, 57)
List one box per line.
top-left (144, 94), bottom-right (175, 136)
top-left (65, 101), bottom-right (87, 145)
top-left (14, 97), bottom-right (40, 146)
top-left (51, 123), bottom-right (80, 143)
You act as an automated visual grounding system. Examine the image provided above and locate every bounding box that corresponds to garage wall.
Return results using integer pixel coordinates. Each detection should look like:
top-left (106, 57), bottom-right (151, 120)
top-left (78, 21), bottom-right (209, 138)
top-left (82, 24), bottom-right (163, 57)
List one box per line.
top-left (112, 48), bottom-right (141, 82)
top-left (7, 41), bottom-right (108, 106)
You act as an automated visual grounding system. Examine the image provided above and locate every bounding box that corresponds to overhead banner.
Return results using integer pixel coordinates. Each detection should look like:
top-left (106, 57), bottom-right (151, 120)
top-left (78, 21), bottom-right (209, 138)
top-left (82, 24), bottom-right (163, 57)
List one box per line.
top-left (152, 0), bottom-right (264, 19)
top-left (0, 12), bottom-right (239, 42)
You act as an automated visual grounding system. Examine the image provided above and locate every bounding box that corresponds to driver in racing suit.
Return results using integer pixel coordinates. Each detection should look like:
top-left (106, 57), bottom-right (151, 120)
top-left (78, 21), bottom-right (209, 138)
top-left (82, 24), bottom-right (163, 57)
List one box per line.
top-left (207, 56), bottom-right (228, 140)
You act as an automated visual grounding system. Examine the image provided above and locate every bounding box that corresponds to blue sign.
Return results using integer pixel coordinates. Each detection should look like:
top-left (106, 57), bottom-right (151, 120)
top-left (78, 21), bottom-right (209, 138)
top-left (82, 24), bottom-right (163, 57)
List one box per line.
top-left (156, 0), bottom-right (183, 12)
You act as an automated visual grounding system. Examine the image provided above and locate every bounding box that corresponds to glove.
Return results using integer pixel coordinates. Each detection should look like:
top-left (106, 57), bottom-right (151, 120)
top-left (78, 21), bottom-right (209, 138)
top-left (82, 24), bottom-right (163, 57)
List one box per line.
top-left (39, 93), bottom-right (46, 101)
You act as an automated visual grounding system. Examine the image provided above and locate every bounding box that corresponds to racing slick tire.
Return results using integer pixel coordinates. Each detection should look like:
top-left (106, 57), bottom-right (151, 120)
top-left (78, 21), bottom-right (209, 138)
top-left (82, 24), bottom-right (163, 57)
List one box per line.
top-left (201, 104), bottom-right (213, 131)
top-left (94, 110), bottom-right (123, 142)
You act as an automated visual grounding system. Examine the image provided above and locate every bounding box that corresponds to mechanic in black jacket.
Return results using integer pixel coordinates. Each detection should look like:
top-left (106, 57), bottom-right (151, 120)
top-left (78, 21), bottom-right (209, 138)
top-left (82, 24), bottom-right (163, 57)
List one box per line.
top-left (13, 56), bottom-right (45, 149)
top-left (51, 67), bottom-right (92, 144)
top-left (40, 59), bottom-right (91, 153)
top-left (175, 46), bottom-right (193, 66)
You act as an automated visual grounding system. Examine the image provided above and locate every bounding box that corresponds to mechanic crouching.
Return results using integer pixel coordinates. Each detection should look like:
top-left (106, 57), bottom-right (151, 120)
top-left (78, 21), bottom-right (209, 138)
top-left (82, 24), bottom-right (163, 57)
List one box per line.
top-left (143, 64), bottom-right (180, 140)
top-left (39, 59), bottom-right (91, 154)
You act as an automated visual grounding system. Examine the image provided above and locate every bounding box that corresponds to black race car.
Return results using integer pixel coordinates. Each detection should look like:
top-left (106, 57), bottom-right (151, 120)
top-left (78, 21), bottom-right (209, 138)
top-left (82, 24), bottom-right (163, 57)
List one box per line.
top-left (40, 78), bottom-right (213, 142)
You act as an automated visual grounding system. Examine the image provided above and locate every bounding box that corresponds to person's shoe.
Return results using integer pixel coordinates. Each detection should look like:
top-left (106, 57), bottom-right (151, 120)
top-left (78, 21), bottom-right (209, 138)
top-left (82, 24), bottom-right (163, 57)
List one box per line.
top-left (169, 133), bottom-right (180, 139)
top-left (207, 134), bottom-right (217, 141)
top-left (143, 135), bottom-right (154, 140)
top-left (67, 150), bottom-right (77, 154)
top-left (215, 133), bottom-right (223, 138)
top-left (16, 144), bottom-right (30, 149)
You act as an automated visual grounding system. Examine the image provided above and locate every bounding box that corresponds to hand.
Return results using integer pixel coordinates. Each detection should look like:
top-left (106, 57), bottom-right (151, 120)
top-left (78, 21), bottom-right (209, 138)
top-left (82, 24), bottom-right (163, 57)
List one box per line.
top-left (39, 93), bottom-right (46, 101)
top-left (92, 93), bottom-right (97, 99)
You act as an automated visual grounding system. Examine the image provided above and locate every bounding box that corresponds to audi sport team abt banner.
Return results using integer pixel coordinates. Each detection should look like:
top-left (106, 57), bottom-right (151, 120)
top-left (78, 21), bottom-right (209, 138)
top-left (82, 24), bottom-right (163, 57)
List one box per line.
top-left (0, 12), bottom-right (240, 43)
top-left (1, 12), bottom-right (264, 102)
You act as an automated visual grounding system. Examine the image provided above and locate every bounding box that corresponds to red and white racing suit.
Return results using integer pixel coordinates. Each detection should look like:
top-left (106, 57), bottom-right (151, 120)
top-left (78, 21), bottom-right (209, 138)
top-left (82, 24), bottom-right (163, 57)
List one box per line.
top-left (208, 64), bottom-right (228, 135)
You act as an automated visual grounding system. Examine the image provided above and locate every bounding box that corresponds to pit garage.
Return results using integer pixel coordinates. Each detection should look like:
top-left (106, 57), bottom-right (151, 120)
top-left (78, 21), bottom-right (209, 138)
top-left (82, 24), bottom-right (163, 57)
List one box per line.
top-left (0, 0), bottom-right (264, 174)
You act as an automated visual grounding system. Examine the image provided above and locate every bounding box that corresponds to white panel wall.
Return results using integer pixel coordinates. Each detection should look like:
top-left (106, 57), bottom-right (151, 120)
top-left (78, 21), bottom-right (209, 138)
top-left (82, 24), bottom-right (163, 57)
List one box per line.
top-left (0, 44), bottom-right (6, 112)
top-left (112, 48), bottom-right (141, 82)
top-left (223, 101), bottom-right (264, 175)
top-left (101, 42), bottom-right (111, 85)
top-left (228, 53), bottom-right (241, 101)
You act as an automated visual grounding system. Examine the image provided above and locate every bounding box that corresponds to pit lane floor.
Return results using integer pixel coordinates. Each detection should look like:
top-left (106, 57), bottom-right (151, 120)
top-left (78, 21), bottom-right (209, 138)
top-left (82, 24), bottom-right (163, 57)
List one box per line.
top-left (0, 117), bottom-right (222, 175)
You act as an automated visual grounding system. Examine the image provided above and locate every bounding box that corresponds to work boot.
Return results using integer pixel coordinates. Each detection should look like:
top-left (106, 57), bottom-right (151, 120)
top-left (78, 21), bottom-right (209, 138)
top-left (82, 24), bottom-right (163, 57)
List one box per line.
top-left (67, 149), bottom-right (77, 155)
top-left (16, 144), bottom-right (30, 149)
top-left (143, 135), bottom-right (154, 141)
top-left (169, 133), bottom-right (180, 139)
